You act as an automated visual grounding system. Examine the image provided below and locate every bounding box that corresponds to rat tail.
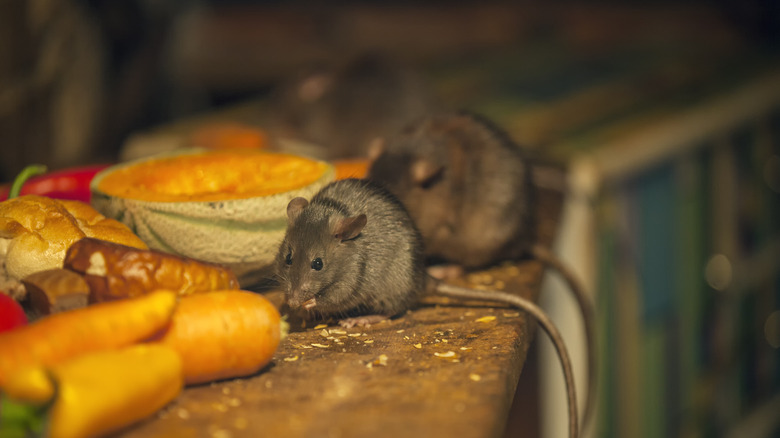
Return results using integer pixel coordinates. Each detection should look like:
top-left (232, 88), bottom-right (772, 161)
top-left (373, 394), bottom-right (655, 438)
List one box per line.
top-left (434, 282), bottom-right (579, 438)
top-left (529, 243), bottom-right (597, 437)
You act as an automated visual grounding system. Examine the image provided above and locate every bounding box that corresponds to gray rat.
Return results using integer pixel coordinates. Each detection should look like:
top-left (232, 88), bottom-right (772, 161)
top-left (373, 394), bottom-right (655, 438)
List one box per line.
top-left (271, 52), bottom-right (441, 160)
top-left (274, 178), bottom-right (579, 438)
top-left (366, 111), bottom-right (596, 434)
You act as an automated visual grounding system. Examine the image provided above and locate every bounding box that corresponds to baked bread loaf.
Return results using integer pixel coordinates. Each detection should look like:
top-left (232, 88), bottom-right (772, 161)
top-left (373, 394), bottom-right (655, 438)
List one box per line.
top-left (64, 237), bottom-right (239, 302)
top-left (0, 195), bottom-right (147, 300)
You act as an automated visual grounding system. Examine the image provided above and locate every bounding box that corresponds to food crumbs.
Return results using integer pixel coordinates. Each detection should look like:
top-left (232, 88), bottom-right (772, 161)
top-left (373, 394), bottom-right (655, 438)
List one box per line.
top-left (211, 429), bottom-right (231, 438)
top-left (414, 343), bottom-right (422, 349)
top-left (469, 373), bottom-right (482, 382)
top-left (329, 329), bottom-right (347, 335)
top-left (314, 324), bottom-right (328, 330)
top-left (364, 339), bottom-right (374, 344)
top-left (396, 329), bottom-right (405, 333)
top-left (374, 354), bottom-right (388, 366)
top-left (177, 408), bottom-right (190, 420)
top-left (475, 316), bottom-right (497, 323)
top-left (503, 312), bottom-right (520, 318)
top-left (460, 347), bottom-right (472, 351)
top-left (434, 351), bottom-right (456, 358)
top-left (320, 329), bottom-right (329, 337)
top-left (284, 355), bottom-right (299, 362)
top-left (227, 398), bottom-right (241, 407)
top-left (311, 343), bottom-right (330, 348)
top-left (347, 333), bottom-right (362, 337)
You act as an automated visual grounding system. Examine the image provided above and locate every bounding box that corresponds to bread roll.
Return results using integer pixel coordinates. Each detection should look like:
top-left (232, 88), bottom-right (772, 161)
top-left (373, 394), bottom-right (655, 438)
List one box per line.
top-left (0, 195), bottom-right (147, 299)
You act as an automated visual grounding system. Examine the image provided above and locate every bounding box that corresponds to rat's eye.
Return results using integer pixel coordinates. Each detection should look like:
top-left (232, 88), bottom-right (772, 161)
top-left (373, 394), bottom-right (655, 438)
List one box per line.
top-left (311, 257), bottom-right (323, 271)
top-left (285, 252), bottom-right (293, 265)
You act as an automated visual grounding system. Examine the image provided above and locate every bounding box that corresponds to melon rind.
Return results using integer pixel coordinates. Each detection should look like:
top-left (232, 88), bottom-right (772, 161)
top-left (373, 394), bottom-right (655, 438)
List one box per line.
top-left (89, 149), bottom-right (335, 284)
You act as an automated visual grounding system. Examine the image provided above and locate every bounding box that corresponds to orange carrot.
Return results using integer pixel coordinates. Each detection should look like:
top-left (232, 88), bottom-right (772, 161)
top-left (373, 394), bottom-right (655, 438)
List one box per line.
top-left (0, 290), bottom-right (177, 386)
top-left (151, 290), bottom-right (283, 385)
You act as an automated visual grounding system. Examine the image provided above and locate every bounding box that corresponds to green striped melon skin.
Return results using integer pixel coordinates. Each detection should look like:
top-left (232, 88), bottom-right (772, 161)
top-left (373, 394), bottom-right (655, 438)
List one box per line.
top-left (89, 151), bottom-right (335, 285)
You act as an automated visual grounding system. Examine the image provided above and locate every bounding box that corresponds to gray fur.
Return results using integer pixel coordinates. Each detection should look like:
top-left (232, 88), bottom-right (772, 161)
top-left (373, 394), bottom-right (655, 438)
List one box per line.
top-left (368, 111), bottom-right (536, 268)
top-left (275, 178), bottom-right (426, 320)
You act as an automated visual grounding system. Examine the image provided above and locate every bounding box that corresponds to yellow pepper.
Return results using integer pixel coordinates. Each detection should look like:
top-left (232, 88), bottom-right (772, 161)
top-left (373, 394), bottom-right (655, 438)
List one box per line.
top-left (2, 344), bottom-right (183, 438)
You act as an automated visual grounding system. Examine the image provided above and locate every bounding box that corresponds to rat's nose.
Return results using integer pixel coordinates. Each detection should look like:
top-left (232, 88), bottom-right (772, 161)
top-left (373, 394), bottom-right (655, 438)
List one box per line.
top-left (286, 287), bottom-right (316, 310)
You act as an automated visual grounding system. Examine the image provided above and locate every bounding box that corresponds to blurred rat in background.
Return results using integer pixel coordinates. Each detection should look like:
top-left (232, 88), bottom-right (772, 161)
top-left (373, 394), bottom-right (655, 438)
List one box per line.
top-left (366, 110), bottom-right (596, 433)
top-left (270, 52), bottom-right (442, 160)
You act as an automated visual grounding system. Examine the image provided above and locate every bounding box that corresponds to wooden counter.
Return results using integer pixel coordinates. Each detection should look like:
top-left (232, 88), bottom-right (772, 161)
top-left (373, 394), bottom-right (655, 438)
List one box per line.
top-left (117, 187), bottom-right (563, 438)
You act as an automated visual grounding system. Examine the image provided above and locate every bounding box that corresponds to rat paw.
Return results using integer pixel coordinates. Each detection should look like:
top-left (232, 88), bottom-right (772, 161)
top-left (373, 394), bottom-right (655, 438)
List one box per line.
top-left (339, 315), bottom-right (388, 328)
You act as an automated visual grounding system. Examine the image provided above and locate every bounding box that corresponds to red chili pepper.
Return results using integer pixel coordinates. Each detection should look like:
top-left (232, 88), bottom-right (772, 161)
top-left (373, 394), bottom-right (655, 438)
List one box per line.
top-left (0, 293), bottom-right (27, 332)
top-left (0, 164), bottom-right (110, 203)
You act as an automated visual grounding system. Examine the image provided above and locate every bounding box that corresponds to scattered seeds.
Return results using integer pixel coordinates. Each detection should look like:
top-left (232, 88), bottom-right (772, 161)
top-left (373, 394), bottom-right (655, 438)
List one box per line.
top-left (211, 429), bottom-right (231, 438)
top-left (414, 343), bottom-right (422, 349)
top-left (283, 355), bottom-right (299, 362)
top-left (311, 343), bottom-right (330, 348)
top-left (469, 374), bottom-right (482, 382)
top-left (227, 398), bottom-right (241, 407)
top-left (314, 324), bottom-right (328, 330)
top-left (434, 351), bottom-right (456, 358)
top-left (475, 316), bottom-right (497, 323)
top-left (374, 354), bottom-right (388, 366)
top-left (234, 418), bottom-right (248, 430)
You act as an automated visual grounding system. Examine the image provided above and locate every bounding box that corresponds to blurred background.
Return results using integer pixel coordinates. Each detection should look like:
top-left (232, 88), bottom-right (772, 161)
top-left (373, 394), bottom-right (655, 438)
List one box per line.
top-left (1, 1), bottom-right (778, 437)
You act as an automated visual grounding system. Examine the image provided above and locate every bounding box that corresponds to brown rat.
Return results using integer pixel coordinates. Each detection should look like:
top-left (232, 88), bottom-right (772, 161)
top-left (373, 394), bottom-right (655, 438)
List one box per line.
top-left (270, 52), bottom-right (441, 160)
top-left (366, 111), bottom-right (596, 434)
top-left (274, 178), bottom-right (579, 438)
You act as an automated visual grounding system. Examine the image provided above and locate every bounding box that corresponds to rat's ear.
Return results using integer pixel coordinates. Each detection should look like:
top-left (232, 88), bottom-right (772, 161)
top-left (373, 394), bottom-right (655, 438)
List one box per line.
top-left (297, 71), bottom-right (332, 103)
top-left (411, 159), bottom-right (444, 189)
top-left (287, 197), bottom-right (309, 223)
top-left (333, 214), bottom-right (367, 241)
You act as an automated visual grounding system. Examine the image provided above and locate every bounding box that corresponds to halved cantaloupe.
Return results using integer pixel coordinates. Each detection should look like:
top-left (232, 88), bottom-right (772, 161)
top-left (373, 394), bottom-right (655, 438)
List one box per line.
top-left (90, 149), bottom-right (335, 284)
